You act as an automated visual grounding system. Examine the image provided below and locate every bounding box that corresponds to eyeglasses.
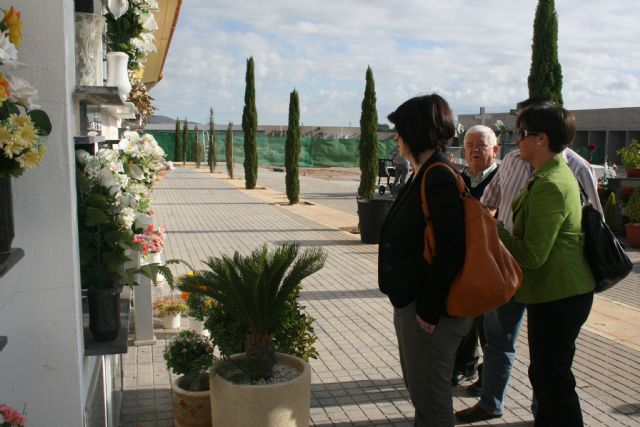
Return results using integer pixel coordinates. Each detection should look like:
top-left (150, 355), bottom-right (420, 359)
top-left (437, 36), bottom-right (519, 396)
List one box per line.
top-left (516, 128), bottom-right (540, 141)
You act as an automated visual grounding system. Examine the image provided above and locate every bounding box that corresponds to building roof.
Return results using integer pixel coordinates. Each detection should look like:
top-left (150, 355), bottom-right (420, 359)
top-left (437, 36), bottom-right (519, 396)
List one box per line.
top-left (141, 0), bottom-right (182, 89)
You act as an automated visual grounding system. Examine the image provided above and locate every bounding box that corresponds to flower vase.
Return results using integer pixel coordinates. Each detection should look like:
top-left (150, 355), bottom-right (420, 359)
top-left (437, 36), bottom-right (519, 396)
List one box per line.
top-left (106, 52), bottom-right (132, 101)
top-left (0, 176), bottom-right (14, 257)
top-left (74, 13), bottom-right (105, 86)
top-left (88, 286), bottom-right (123, 342)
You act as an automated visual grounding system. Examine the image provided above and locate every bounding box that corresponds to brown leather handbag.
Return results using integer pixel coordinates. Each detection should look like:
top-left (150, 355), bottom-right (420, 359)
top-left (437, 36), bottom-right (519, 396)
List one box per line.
top-left (420, 163), bottom-right (522, 318)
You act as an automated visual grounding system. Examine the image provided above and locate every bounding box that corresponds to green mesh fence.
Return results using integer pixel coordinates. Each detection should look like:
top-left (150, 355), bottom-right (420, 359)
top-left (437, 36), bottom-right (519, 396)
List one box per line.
top-left (147, 130), bottom-right (396, 167)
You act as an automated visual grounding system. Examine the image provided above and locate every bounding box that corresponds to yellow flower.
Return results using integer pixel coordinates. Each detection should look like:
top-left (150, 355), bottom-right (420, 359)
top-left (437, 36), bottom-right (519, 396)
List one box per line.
top-left (3, 136), bottom-right (23, 159)
top-left (9, 114), bottom-right (32, 128)
top-left (17, 148), bottom-right (42, 170)
top-left (18, 124), bottom-right (37, 148)
top-left (0, 125), bottom-right (11, 148)
top-left (3, 6), bottom-right (22, 49)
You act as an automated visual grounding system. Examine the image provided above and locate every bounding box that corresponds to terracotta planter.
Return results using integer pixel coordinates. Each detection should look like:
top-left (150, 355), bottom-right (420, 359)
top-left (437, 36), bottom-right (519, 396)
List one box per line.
top-left (209, 352), bottom-right (311, 427)
top-left (626, 167), bottom-right (640, 178)
top-left (171, 376), bottom-right (211, 427)
top-left (625, 223), bottom-right (640, 248)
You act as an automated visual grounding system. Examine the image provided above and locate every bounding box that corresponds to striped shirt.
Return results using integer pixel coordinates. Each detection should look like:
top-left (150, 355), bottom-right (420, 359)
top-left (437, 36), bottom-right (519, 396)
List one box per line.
top-left (481, 148), bottom-right (603, 232)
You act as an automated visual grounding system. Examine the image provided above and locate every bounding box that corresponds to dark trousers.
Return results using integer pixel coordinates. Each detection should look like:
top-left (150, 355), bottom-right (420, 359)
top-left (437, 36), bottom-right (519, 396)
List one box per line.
top-left (454, 315), bottom-right (485, 376)
top-left (527, 292), bottom-right (594, 427)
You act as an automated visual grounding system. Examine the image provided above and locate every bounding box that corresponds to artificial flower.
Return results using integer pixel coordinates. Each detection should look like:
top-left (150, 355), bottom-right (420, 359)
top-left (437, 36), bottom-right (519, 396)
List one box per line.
top-left (2, 6), bottom-right (22, 49)
top-left (0, 72), bottom-right (10, 102)
top-left (0, 403), bottom-right (27, 427)
top-left (7, 75), bottom-right (38, 108)
top-left (104, 0), bottom-right (129, 20)
top-left (0, 31), bottom-right (17, 61)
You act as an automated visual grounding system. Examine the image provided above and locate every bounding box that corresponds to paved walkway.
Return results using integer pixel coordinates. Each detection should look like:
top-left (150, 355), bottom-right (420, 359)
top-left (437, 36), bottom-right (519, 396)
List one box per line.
top-left (120, 166), bottom-right (640, 427)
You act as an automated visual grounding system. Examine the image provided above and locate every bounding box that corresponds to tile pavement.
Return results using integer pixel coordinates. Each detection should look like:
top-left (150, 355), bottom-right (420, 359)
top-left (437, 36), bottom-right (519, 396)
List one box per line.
top-left (120, 167), bottom-right (640, 426)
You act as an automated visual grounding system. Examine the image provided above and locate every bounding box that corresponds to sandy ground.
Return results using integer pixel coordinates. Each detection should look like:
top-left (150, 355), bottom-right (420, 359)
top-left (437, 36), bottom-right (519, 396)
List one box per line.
top-left (260, 165), bottom-right (361, 181)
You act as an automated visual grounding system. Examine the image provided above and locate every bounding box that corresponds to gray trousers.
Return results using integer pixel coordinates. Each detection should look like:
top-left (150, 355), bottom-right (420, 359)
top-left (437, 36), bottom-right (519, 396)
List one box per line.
top-left (394, 300), bottom-right (472, 427)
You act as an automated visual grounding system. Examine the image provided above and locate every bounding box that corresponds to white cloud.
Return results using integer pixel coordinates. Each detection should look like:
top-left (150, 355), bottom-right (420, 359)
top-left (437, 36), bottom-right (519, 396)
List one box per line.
top-left (150, 0), bottom-right (640, 126)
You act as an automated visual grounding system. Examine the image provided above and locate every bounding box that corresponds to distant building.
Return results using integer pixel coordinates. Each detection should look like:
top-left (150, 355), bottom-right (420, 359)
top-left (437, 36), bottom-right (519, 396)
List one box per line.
top-left (457, 107), bottom-right (640, 164)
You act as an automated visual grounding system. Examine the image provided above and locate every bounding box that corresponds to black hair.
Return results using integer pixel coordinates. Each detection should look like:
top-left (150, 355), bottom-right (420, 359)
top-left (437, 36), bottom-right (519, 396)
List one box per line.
top-left (387, 94), bottom-right (454, 162)
top-left (516, 104), bottom-right (576, 153)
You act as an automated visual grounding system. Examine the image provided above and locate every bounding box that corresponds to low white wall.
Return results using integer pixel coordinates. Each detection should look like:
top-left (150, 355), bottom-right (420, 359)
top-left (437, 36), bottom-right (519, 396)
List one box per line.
top-left (0, 1), bottom-right (88, 425)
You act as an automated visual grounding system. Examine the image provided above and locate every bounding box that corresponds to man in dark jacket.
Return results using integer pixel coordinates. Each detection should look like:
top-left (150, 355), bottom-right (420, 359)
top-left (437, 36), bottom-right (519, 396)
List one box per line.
top-left (452, 125), bottom-right (499, 388)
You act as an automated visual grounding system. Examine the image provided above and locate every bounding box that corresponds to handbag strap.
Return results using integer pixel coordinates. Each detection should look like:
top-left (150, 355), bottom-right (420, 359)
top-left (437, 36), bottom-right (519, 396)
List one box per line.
top-left (575, 178), bottom-right (592, 208)
top-left (420, 162), bottom-right (468, 221)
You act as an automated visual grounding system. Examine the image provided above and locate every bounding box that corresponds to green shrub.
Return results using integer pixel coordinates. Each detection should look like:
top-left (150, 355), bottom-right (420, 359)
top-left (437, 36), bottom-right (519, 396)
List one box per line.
top-left (626, 187), bottom-right (640, 224)
top-left (164, 330), bottom-right (213, 391)
top-left (604, 192), bottom-right (621, 233)
top-left (617, 139), bottom-right (640, 169)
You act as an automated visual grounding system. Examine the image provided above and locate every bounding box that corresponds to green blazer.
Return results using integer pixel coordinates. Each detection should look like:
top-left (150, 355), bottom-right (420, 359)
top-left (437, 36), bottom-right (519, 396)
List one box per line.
top-left (498, 154), bottom-right (595, 304)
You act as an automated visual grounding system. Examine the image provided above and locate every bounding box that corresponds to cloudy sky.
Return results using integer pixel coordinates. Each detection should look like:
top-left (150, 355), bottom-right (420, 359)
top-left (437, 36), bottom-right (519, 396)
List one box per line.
top-left (150, 0), bottom-right (640, 126)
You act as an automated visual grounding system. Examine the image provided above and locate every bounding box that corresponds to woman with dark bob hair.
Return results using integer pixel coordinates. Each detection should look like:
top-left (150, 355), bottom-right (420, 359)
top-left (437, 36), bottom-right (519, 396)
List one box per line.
top-left (497, 103), bottom-right (595, 426)
top-left (378, 94), bottom-right (473, 426)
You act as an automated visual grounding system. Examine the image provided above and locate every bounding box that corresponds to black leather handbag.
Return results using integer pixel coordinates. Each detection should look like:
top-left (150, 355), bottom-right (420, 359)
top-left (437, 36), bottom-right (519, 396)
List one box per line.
top-left (579, 186), bottom-right (633, 293)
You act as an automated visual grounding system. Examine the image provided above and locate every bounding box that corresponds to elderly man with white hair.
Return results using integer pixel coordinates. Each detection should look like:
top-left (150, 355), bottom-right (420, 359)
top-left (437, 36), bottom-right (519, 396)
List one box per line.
top-left (451, 124), bottom-right (500, 387)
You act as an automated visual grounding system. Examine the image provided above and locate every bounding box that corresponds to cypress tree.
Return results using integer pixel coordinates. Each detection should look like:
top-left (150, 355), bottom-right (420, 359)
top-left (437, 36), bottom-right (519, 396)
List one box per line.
top-left (358, 66), bottom-right (378, 200)
top-left (528, 0), bottom-right (563, 105)
top-left (209, 107), bottom-right (216, 172)
top-left (174, 117), bottom-right (182, 162)
top-left (226, 122), bottom-right (234, 179)
top-left (285, 89), bottom-right (301, 204)
top-left (195, 125), bottom-right (201, 168)
top-left (242, 56), bottom-right (258, 189)
top-left (182, 117), bottom-right (188, 164)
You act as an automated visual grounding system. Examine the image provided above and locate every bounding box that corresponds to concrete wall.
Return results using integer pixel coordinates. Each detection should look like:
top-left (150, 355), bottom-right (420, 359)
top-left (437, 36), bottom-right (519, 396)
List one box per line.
top-left (0, 1), bottom-right (89, 425)
top-left (458, 107), bottom-right (640, 164)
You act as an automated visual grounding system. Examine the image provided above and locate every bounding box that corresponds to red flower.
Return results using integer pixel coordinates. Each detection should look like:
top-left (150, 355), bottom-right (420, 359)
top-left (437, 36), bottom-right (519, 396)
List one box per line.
top-left (588, 144), bottom-right (596, 152)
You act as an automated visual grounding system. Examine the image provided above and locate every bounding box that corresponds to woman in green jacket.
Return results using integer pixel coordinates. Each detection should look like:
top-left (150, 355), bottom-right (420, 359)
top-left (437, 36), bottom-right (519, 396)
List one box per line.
top-left (497, 104), bottom-right (595, 426)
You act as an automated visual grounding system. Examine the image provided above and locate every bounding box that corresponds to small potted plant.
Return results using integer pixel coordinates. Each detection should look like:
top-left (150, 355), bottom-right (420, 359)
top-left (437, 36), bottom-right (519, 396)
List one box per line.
top-left (132, 224), bottom-right (166, 264)
top-left (180, 289), bottom-right (213, 335)
top-left (617, 139), bottom-right (640, 177)
top-left (153, 296), bottom-right (188, 329)
top-left (179, 243), bottom-right (327, 427)
top-left (164, 330), bottom-right (213, 427)
top-left (624, 187), bottom-right (640, 247)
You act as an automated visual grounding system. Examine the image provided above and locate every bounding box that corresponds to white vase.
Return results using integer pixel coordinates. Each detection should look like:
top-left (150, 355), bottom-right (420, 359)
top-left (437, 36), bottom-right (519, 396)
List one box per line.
top-left (161, 314), bottom-right (181, 329)
top-left (106, 52), bottom-right (132, 101)
top-left (75, 13), bottom-right (105, 86)
top-left (188, 317), bottom-right (208, 336)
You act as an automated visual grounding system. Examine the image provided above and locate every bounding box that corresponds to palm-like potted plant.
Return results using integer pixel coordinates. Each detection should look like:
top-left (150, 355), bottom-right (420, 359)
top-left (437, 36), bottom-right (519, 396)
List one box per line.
top-left (179, 243), bottom-right (327, 427)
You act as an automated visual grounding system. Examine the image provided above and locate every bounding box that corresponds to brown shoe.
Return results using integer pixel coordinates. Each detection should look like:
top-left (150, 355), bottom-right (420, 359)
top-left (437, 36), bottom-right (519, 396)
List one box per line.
top-left (455, 404), bottom-right (502, 423)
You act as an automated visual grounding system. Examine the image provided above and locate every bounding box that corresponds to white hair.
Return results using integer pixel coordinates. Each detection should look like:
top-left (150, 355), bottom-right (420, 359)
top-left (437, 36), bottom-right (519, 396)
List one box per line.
top-left (464, 125), bottom-right (498, 146)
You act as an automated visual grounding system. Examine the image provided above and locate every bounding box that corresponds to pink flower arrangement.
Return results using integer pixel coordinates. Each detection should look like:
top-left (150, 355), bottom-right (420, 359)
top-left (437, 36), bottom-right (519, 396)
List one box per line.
top-left (0, 404), bottom-right (26, 427)
top-left (133, 224), bottom-right (166, 256)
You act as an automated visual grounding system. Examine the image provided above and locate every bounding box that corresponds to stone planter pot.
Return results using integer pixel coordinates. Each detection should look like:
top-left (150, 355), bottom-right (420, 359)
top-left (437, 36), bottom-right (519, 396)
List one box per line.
top-left (171, 376), bottom-right (211, 427)
top-left (161, 313), bottom-right (181, 329)
top-left (209, 352), bottom-right (311, 427)
top-left (188, 317), bottom-right (206, 335)
top-left (357, 197), bottom-right (393, 244)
